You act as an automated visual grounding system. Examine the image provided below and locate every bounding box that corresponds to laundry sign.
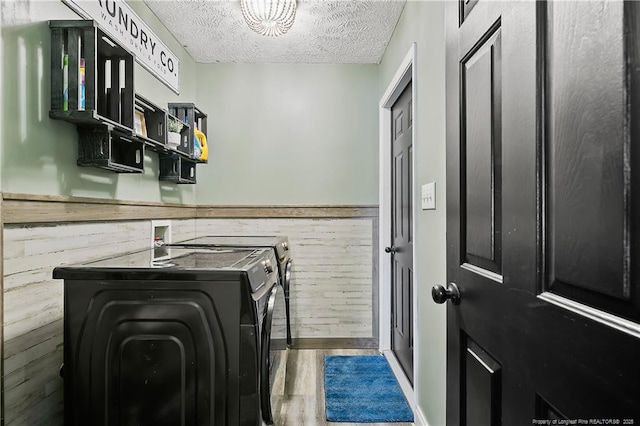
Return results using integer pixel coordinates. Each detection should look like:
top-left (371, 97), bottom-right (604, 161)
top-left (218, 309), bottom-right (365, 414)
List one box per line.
top-left (62, 0), bottom-right (180, 94)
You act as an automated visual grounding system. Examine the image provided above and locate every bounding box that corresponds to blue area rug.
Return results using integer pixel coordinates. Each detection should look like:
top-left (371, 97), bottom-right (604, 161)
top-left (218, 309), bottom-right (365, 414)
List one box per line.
top-left (324, 355), bottom-right (414, 423)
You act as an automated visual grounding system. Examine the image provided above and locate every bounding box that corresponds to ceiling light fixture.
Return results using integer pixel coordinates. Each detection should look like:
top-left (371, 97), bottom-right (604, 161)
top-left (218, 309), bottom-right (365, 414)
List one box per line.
top-left (240, 0), bottom-right (297, 37)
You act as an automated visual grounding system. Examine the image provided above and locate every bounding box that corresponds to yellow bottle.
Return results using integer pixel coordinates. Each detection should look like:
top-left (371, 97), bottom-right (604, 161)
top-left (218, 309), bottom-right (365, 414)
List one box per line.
top-left (194, 128), bottom-right (208, 161)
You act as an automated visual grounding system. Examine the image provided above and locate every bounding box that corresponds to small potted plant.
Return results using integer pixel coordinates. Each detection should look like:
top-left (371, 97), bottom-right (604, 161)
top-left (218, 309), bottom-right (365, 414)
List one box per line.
top-left (167, 117), bottom-right (183, 148)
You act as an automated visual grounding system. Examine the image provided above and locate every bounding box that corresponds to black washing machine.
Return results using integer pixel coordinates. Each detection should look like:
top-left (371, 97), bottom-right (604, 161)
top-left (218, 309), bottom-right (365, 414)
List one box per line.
top-left (170, 236), bottom-right (293, 348)
top-left (53, 245), bottom-right (283, 426)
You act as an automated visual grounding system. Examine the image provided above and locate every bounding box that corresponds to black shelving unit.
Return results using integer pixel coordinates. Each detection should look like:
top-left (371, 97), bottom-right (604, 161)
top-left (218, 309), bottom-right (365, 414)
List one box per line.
top-left (168, 103), bottom-right (208, 162)
top-left (134, 94), bottom-right (167, 152)
top-left (165, 113), bottom-right (191, 154)
top-left (49, 20), bottom-right (208, 183)
top-left (159, 153), bottom-right (197, 184)
top-left (77, 126), bottom-right (144, 173)
top-left (134, 95), bottom-right (196, 183)
top-left (49, 20), bottom-right (134, 130)
top-left (50, 20), bottom-right (136, 172)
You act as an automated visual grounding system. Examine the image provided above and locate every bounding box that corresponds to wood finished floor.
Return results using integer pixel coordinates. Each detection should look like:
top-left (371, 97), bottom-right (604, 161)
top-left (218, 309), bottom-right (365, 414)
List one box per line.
top-left (271, 349), bottom-right (415, 426)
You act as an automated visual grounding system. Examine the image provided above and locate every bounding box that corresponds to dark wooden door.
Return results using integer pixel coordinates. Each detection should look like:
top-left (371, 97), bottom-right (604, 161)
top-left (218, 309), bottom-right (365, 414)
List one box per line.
top-left (444, 1), bottom-right (640, 424)
top-left (390, 82), bottom-right (413, 385)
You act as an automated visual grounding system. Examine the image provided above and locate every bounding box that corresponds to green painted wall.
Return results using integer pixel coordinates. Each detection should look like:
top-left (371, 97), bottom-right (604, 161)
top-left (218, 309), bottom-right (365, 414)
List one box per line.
top-left (379, 2), bottom-right (447, 425)
top-left (195, 62), bottom-right (379, 205)
top-left (0, 0), bottom-right (198, 204)
top-left (2, 2), bottom-right (380, 207)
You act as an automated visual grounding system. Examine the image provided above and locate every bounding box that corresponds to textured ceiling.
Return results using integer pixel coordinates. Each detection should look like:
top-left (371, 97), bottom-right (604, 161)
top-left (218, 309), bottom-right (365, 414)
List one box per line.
top-left (143, 0), bottom-right (406, 63)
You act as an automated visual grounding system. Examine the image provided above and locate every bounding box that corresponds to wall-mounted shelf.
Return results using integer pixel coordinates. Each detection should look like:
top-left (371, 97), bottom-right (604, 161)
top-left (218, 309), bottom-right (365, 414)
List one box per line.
top-left (77, 125), bottom-right (144, 173)
top-left (49, 20), bottom-right (208, 184)
top-left (159, 153), bottom-right (197, 184)
top-left (165, 113), bottom-right (191, 155)
top-left (168, 103), bottom-right (208, 163)
top-left (50, 20), bottom-right (134, 134)
top-left (133, 94), bottom-right (168, 153)
top-left (133, 95), bottom-right (197, 183)
top-left (133, 95), bottom-right (191, 156)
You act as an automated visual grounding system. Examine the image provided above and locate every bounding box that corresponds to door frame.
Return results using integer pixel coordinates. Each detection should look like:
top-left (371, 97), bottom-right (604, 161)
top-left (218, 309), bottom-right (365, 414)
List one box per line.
top-left (378, 43), bottom-right (417, 408)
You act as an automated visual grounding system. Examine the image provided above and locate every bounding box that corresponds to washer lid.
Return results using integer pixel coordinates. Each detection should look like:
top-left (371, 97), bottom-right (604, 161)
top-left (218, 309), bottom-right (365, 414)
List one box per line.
top-left (170, 235), bottom-right (290, 261)
top-left (88, 247), bottom-right (267, 270)
top-left (173, 235), bottom-right (282, 246)
top-left (53, 246), bottom-right (276, 287)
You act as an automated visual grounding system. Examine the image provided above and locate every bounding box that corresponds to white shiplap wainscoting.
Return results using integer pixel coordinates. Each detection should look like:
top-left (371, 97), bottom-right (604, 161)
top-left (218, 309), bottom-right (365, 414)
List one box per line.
top-left (2, 219), bottom-right (196, 426)
top-left (0, 197), bottom-right (378, 425)
top-left (196, 218), bottom-right (377, 343)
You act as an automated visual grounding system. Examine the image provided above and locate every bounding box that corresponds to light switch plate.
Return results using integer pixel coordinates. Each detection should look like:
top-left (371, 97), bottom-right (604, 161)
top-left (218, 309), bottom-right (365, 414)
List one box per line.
top-left (421, 182), bottom-right (436, 210)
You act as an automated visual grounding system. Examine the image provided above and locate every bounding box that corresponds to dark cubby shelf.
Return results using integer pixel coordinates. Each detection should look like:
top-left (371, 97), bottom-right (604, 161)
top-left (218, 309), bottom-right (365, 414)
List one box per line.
top-left (77, 126), bottom-right (144, 173)
top-left (165, 113), bottom-right (191, 155)
top-left (50, 20), bottom-right (134, 131)
top-left (49, 20), bottom-right (207, 182)
top-left (159, 154), bottom-right (197, 184)
top-left (133, 95), bottom-right (190, 156)
top-left (135, 95), bottom-right (196, 183)
top-left (134, 94), bottom-right (168, 153)
top-left (168, 103), bottom-right (208, 162)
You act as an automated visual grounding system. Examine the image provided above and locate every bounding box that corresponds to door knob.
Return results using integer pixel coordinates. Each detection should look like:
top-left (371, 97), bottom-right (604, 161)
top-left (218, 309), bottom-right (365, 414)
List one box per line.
top-left (432, 283), bottom-right (461, 305)
top-left (384, 246), bottom-right (397, 254)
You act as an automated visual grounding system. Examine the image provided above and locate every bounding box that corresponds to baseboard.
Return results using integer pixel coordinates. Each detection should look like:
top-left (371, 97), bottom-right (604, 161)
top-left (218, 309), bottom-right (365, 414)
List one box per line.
top-left (382, 350), bottom-right (415, 412)
top-left (415, 405), bottom-right (429, 426)
top-left (286, 337), bottom-right (379, 349)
